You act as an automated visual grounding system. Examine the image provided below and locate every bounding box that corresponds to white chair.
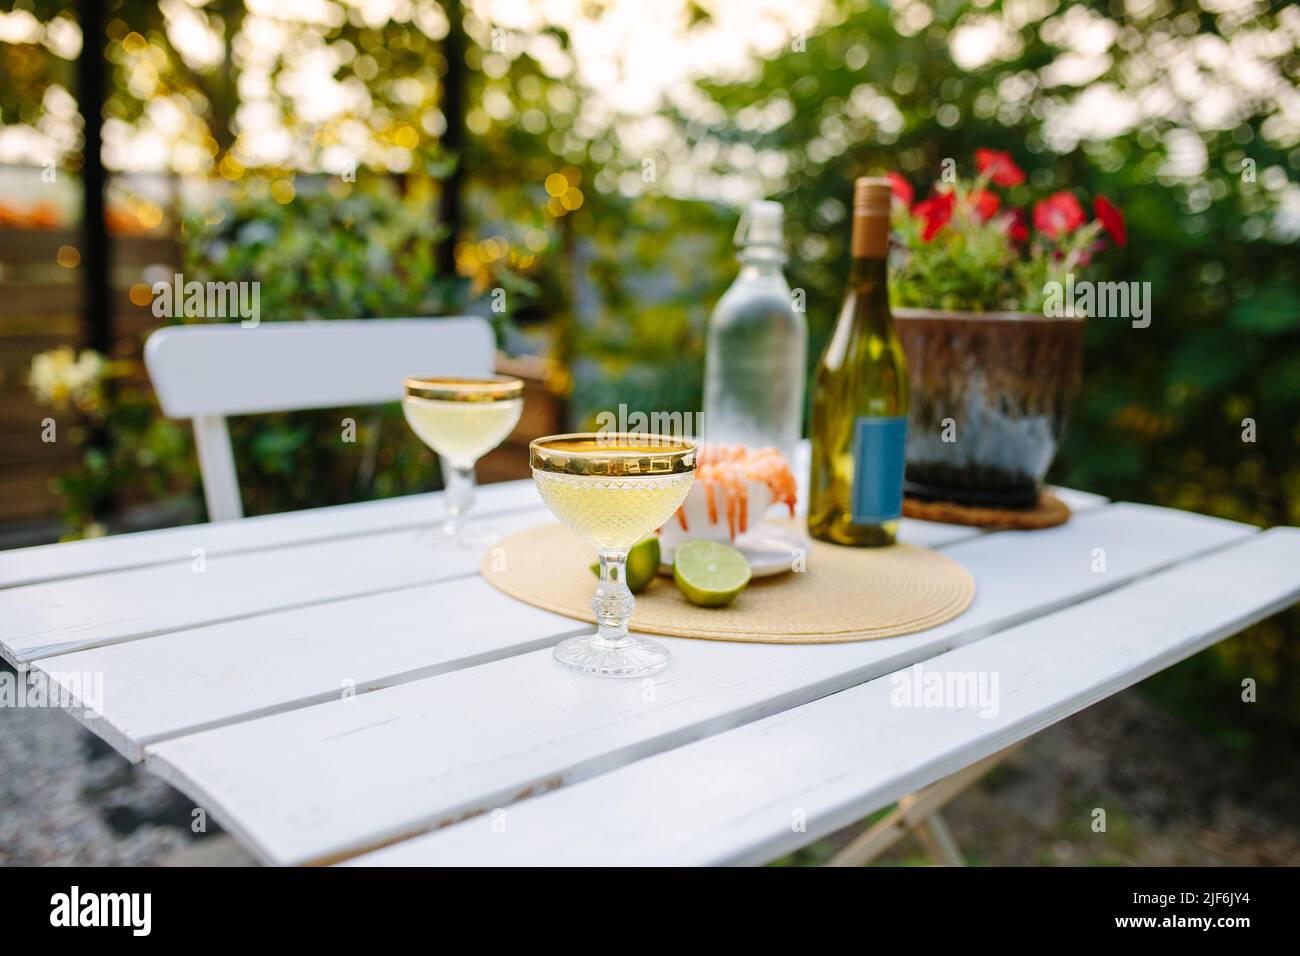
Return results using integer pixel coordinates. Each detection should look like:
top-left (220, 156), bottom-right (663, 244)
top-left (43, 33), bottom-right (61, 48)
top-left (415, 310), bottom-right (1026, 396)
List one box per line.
top-left (144, 317), bottom-right (495, 522)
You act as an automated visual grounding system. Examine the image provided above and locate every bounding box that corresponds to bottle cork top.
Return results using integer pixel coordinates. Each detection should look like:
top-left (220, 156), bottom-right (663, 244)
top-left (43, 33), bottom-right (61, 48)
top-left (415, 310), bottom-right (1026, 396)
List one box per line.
top-left (851, 177), bottom-right (892, 258)
top-left (853, 177), bottom-right (893, 217)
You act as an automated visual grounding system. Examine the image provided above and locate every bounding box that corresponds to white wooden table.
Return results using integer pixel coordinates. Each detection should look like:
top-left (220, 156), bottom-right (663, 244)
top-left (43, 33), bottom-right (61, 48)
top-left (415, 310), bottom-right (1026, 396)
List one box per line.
top-left (3, 464), bottom-right (1298, 866)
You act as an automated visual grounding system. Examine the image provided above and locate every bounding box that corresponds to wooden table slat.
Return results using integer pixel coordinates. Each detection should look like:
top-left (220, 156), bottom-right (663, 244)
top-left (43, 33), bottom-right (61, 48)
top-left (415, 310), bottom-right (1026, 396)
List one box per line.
top-left (0, 480), bottom-right (544, 590)
top-left (0, 505), bottom-right (550, 665)
top-left (33, 577), bottom-right (587, 761)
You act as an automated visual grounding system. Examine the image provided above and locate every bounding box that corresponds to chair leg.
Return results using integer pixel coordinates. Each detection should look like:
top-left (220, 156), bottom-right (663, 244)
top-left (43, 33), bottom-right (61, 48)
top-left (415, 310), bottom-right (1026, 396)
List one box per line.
top-left (192, 415), bottom-right (244, 521)
top-left (912, 811), bottom-right (965, 867)
top-left (825, 743), bottom-right (1023, 867)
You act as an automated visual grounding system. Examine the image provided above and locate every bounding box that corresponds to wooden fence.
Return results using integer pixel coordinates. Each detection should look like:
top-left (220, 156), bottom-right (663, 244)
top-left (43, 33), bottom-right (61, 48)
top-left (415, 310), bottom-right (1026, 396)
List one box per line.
top-left (0, 227), bottom-right (179, 532)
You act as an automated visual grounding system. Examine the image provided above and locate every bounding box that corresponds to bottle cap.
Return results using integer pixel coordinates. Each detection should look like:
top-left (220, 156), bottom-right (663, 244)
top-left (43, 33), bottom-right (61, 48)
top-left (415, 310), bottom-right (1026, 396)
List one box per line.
top-left (853, 177), bottom-right (892, 218)
top-left (735, 200), bottom-right (784, 248)
top-left (851, 177), bottom-right (892, 258)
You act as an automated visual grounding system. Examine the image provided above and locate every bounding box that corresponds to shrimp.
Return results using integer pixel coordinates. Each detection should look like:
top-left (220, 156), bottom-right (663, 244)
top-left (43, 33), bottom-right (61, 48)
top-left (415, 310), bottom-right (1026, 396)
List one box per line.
top-left (675, 443), bottom-right (798, 539)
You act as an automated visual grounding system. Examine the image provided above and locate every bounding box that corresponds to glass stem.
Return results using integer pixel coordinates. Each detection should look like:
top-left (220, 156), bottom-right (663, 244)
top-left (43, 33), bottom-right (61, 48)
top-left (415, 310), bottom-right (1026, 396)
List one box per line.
top-left (442, 459), bottom-right (476, 537)
top-left (592, 550), bottom-right (635, 648)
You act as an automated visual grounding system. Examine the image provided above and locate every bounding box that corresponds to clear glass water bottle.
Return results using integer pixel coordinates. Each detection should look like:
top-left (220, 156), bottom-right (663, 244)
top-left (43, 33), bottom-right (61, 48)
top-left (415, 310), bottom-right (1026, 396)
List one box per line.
top-left (702, 200), bottom-right (807, 462)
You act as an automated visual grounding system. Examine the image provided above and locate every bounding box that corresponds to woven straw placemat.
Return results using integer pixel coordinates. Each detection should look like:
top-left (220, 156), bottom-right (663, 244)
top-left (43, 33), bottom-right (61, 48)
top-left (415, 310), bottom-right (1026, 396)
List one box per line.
top-left (903, 490), bottom-right (1071, 530)
top-left (481, 520), bottom-right (975, 644)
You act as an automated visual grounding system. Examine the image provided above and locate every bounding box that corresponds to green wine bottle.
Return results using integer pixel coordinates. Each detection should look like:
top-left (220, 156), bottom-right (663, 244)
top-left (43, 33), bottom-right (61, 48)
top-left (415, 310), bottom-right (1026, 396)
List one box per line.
top-left (808, 177), bottom-right (909, 547)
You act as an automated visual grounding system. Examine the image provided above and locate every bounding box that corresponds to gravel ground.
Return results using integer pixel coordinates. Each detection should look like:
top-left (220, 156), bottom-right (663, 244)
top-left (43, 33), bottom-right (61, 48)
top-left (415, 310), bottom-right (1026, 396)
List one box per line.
top-left (0, 666), bottom-right (251, 866)
top-left (2, 664), bottom-right (1296, 867)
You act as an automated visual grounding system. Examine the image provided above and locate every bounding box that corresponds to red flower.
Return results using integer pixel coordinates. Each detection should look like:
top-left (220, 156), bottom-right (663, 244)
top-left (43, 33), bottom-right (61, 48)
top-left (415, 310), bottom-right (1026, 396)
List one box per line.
top-left (886, 172), bottom-right (914, 206)
top-left (1033, 191), bottom-right (1086, 240)
top-left (976, 148), bottom-right (1025, 187)
top-left (969, 189), bottom-right (1001, 221)
top-left (913, 191), bottom-right (955, 242)
top-left (1093, 195), bottom-right (1126, 247)
top-left (1005, 208), bottom-right (1029, 242)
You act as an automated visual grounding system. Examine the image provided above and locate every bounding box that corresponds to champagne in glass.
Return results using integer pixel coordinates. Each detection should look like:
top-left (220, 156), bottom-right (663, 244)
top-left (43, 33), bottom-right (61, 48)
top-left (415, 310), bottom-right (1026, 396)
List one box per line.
top-left (531, 433), bottom-right (696, 677)
top-left (403, 375), bottom-right (524, 547)
top-left (808, 177), bottom-right (909, 547)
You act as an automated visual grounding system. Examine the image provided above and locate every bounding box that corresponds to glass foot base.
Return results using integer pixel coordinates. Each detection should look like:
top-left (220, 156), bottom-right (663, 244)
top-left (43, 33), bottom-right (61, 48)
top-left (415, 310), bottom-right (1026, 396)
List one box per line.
top-left (553, 633), bottom-right (670, 678)
top-left (419, 523), bottom-right (501, 550)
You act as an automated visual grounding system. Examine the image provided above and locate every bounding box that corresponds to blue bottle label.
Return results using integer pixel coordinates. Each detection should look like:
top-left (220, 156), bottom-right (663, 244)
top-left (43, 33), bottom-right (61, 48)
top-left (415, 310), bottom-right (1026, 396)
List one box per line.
top-left (850, 415), bottom-right (908, 524)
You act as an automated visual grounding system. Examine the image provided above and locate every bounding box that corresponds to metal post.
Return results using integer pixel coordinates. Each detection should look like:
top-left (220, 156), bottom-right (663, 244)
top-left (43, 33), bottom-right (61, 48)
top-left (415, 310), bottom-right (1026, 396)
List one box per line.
top-left (77, 0), bottom-right (110, 358)
top-left (435, 0), bottom-right (467, 302)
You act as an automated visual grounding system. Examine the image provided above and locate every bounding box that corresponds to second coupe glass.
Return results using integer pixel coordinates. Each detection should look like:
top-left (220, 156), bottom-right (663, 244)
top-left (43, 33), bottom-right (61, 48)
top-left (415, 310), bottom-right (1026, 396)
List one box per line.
top-left (403, 375), bottom-right (524, 547)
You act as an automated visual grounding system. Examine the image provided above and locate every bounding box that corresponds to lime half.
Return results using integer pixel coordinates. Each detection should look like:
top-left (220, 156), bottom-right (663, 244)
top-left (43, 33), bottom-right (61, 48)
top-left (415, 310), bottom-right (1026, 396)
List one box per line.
top-left (673, 540), bottom-right (752, 607)
top-left (590, 535), bottom-right (661, 594)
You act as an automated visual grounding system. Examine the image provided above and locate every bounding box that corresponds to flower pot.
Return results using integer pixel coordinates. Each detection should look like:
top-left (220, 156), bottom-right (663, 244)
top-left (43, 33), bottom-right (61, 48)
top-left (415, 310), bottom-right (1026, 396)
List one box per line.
top-left (893, 307), bottom-right (1084, 508)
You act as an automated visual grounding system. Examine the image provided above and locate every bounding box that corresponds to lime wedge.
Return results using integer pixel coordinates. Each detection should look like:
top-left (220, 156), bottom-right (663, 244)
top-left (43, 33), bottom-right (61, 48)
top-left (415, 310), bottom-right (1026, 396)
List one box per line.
top-left (672, 540), bottom-right (751, 607)
top-left (589, 535), bottom-right (661, 594)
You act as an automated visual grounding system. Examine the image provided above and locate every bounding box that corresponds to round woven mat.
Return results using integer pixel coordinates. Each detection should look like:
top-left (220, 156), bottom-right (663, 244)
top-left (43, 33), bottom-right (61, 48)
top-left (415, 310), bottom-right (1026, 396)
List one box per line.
top-left (481, 520), bottom-right (975, 644)
top-left (903, 490), bottom-right (1071, 530)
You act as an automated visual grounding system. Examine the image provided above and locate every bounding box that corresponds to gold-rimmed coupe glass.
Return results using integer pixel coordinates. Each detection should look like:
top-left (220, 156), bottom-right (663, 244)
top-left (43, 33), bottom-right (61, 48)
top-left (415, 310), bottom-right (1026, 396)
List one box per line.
top-left (531, 433), bottom-right (697, 677)
top-left (403, 375), bottom-right (524, 548)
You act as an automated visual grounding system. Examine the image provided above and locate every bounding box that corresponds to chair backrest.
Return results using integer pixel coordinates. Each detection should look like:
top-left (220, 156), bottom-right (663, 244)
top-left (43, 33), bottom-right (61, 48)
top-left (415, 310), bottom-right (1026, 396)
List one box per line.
top-left (144, 317), bottom-right (495, 522)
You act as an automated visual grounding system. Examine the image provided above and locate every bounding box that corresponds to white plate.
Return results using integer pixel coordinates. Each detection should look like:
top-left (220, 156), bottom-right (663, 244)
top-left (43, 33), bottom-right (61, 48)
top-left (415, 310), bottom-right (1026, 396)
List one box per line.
top-left (659, 521), bottom-right (810, 578)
